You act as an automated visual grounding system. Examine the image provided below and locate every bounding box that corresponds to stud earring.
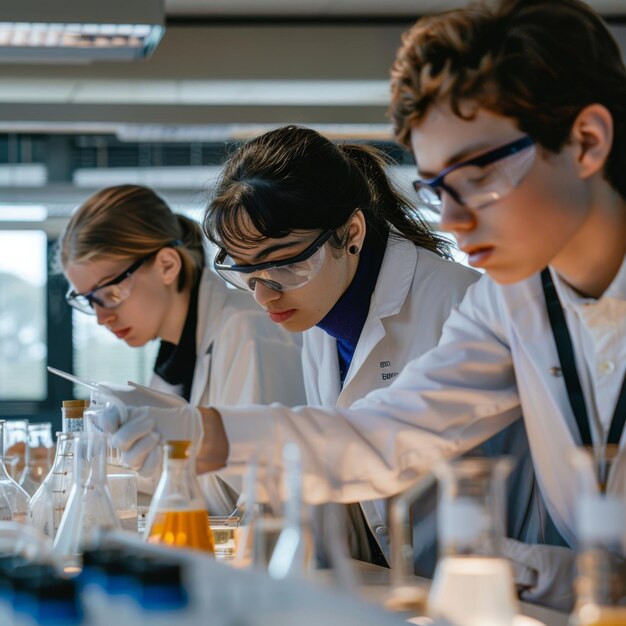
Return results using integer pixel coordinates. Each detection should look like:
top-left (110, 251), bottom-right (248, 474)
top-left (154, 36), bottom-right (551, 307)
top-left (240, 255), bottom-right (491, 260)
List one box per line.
top-left (348, 244), bottom-right (360, 256)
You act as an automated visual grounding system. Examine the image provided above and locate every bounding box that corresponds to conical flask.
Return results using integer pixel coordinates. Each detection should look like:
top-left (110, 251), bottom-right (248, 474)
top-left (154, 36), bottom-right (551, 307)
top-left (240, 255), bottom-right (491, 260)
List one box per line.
top-left (20, 422), bottom-right (54, 497)
top-left (53, 431), bottom-right (121, 568)
top-left (427, 456), bottom-right (517, 626)
top-left (144, 440), bottom-right (215, 553)
top-left (28, 432), bottom-right (80, 539)
top-left (0, 420), bottom-right (30, 523)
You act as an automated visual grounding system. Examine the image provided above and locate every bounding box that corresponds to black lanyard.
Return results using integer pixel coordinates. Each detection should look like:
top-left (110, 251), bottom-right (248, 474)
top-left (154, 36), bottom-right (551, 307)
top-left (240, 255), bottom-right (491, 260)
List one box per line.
top-left (541, 268), bottom-right (626, 446)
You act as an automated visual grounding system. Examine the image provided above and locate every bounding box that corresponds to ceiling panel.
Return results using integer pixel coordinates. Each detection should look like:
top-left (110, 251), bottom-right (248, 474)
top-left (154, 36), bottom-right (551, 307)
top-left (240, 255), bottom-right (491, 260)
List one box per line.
top-left (165, 0), bottom-right (626, 16)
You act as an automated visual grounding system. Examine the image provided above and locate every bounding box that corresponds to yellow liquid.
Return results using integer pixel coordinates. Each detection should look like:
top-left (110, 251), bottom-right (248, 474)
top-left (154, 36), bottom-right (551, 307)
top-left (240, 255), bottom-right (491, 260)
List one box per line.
top-left (148, 510), bottom-right (215, 553)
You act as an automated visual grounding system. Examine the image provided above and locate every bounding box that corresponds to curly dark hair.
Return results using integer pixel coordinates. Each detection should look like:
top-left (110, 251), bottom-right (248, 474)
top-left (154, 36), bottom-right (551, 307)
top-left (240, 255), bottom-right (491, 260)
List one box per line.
top-left (389, 0), bottom-right (626, 199)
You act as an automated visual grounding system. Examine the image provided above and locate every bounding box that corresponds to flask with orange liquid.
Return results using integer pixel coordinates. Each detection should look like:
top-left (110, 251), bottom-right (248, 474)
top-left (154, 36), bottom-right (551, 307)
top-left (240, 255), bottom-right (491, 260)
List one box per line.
top-left (144, 440), bottom-right (215, 554)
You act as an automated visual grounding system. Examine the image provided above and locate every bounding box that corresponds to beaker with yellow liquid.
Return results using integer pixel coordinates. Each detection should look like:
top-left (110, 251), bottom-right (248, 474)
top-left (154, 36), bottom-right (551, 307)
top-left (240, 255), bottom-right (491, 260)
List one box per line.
top-left (145, 440), bottom-right (215, 554)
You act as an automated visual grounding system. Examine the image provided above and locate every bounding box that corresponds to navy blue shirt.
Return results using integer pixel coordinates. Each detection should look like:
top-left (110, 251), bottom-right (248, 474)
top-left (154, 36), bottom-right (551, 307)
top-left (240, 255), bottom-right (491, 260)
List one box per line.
top-left (316, 231), bottom-right (387, 386)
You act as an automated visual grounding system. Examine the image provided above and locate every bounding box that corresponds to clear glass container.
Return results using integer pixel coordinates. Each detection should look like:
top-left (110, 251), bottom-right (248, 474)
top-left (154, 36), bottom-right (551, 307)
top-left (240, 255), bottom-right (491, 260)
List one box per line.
top-left (427, 456), bottom-right (517, 626)
top-left (28, 431), bottom-right (79, 539)
top-left (20, 422), bottom-right (54, 497)
top-left (53, 431), bottom-right (121, 569)
top-left (62, 399), bottom-right (89, 433)
top-left (267, 443), bottom-right (314, 580)
top-left (0, 420), bottom-right (30, 523)
top-left (3, 419), bottom-right (29, 482)
top-left (144, 440), bottom-right (215, 553)
top-left (569, 447), bottom-right (626, 626)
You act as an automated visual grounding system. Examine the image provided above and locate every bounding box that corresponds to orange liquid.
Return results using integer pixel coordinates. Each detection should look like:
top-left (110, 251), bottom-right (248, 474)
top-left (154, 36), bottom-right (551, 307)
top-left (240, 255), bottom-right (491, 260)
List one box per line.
top-left (577, 606), bottom-right (626, 626)
top-left (147, 510), bottom-right (215, 553)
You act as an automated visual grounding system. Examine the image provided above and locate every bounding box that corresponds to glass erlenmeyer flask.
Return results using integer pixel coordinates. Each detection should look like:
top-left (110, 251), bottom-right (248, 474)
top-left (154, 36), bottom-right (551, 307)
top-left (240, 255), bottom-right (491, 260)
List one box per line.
top-left (0, 420), bottom-right (30, 524)
top-left (144, 440), bottom-right (215, 553)
top-left (569, 447), bottom-right (626, 626)
top-left (53, 431), bottom-right (121, 570)
top-left (427, 456), bottom-right (517, 626)
top-left (20, 423), bottom-right (54, 497)
top-left (28, 432), bottom-right (79, 539)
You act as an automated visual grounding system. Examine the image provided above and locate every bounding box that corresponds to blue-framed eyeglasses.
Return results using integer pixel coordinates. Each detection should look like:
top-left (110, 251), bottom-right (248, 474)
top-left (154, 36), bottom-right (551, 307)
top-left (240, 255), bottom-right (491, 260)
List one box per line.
top-left (214, 229), bottom-right (334, 292)
top-left (66, 241), bottom-right (180, 315)
top-left (412, 135), bottom-right (536, 212)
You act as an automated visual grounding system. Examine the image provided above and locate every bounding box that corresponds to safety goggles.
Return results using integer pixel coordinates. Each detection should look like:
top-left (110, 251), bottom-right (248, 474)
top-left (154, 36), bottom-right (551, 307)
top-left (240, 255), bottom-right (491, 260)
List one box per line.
top-left (214, 229), bottom-right (333, 292)
top-left (412, 135), bottom-right (536, 212)
top-left (66, 249), bottom-right (161, 315)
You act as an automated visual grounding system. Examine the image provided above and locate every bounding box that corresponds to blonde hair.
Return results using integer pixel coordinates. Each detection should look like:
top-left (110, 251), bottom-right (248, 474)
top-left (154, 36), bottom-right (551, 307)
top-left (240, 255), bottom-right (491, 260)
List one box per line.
top-left (60, 185), bottom-right (205, 291)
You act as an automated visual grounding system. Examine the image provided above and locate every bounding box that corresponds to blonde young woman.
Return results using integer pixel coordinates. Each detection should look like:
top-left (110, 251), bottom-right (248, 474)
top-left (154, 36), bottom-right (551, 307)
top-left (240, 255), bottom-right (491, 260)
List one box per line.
top-left (59, 184), bottom-right (306, 512)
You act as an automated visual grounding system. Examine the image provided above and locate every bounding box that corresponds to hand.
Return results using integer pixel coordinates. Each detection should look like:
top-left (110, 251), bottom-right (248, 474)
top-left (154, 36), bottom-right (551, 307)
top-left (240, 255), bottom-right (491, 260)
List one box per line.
top-left (92, 404), bottom-right (203, 477)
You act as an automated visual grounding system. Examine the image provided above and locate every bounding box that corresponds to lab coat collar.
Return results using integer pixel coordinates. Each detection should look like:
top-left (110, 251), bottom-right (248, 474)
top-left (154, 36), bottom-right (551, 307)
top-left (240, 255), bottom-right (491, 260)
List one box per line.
top-left (549, 252), bottom-right (626, 308)
top-left (369, 235), bottom-right (417, 320)
top-left (340, 237), bottom-right (416, 394)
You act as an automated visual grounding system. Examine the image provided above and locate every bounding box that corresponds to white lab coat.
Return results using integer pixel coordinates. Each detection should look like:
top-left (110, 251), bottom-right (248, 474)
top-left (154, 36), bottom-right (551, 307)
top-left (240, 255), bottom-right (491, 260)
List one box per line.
top-left (220, 268), bottom-right (626, 549)
top-left (302, 237), bottom-right (477, 562)
top-left (300, 238), bottom-right (553, 569)
top-left (151, 267), bottom-right (306, 514)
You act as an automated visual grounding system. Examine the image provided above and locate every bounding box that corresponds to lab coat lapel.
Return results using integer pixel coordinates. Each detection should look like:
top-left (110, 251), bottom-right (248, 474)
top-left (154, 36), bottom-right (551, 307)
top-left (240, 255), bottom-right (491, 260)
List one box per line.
top-left (339, 239), bottom-right (417, 406)
top-left (190, 268), bottom-right (228, 407)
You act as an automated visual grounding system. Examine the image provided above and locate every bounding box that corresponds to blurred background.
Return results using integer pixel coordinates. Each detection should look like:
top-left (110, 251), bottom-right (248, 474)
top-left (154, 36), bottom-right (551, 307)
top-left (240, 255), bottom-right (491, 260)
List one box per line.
top-left (1, 0), bottom-right (624, 429)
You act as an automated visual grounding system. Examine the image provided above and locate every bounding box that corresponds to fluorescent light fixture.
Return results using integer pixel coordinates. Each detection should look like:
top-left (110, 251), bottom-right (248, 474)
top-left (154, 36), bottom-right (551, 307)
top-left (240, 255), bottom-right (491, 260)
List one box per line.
top-left (0, 204), bottom-right (47, 221)
top-left (0, 164), bottom-right (47, 186)
top-left (0, 0), bottom-right (164, 62)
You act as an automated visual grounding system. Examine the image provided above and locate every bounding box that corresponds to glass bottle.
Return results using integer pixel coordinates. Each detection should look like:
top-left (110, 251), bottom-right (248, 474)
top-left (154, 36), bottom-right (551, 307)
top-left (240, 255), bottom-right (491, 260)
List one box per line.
top-left (0, 420), bottom-right (30, 524)
top-left (267, 443), bottom-right (314, 580)
top-left (53, 431), bottom-right (121, 570)
top-left (144, 440), bottom-right (215, 553)
top-left (62, 399), bottom-right (89, 433)
top-left (28, 432), bottom-right (80, 539)
top-left (427, 456), bottom-right (517, 626)
top-left (569, 447), bottom-right (626, 626)
top-left (3, 418), bottom-right (29, 482)
top-left (20, 423), bottom-right (54, 497)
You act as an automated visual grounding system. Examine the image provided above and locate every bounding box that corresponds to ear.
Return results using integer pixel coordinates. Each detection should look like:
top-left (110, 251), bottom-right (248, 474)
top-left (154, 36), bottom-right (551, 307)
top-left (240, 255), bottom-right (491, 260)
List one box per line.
top-left (154, 247), bottom-right (182, 287)
top-left (569, 104), bottom-right (613, 180)
top-left (346, 209), bottom-right (367, 250)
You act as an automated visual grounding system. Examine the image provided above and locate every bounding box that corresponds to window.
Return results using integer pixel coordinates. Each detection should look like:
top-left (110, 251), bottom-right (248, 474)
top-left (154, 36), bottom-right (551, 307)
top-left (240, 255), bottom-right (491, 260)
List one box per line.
top-left (72, 312), bottom-right (159, 399)
top-left (0, 231), bottom-right (47, 400)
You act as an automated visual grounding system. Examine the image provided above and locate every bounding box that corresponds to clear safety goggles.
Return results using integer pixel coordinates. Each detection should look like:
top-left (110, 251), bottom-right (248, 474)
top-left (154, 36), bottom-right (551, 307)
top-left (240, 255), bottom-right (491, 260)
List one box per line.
top-left (213, 229), bottom-right (333, 292)
top-left (412, 135), bottom-right (536, 212)
top-left (65, 241), bottom-right (180, 315)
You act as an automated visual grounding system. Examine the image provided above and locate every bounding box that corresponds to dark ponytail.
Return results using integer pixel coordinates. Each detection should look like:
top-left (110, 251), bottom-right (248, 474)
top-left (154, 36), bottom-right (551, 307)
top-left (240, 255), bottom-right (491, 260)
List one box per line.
top-left (337, 143), bottom-right (451, 257)
top-left (204, 125), bottom-right (450, 258)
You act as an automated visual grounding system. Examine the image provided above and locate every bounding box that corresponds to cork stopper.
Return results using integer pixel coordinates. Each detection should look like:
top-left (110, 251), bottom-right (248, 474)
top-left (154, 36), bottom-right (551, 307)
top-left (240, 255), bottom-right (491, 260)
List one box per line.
top-left (166, 440), bottom-right (191, 460)
top-left (61, 399), bottom-right (90, 419)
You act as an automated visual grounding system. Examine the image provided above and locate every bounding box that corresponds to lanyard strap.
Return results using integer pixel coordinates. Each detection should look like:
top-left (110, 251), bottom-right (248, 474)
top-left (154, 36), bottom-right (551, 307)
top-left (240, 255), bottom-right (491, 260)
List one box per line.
top-left (541, 268), bottom-right (626, 446)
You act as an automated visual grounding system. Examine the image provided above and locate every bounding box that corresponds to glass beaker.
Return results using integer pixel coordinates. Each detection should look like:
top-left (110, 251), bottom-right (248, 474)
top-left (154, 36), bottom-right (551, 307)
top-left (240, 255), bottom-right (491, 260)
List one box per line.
top-left (427, 456), bottom-right (517, 626)
top-left (107, 470), bottom-right (138, 532)
top-left (209, 515), bottom-right (240, 560)
top-left (20, 422), bottom-right (54, 497)
top-left (3, 419), bottom-right (29, 482)
top-left (569, 447), bottom-right (626, 626)
top-left (28, 431), bottom-right (79, 539)
top-left (53, 431), bottom-right (121, 568)
top-left (0, 420), bottom-right (30, 524)
top-left (144, 440), bottom-right (215, 553)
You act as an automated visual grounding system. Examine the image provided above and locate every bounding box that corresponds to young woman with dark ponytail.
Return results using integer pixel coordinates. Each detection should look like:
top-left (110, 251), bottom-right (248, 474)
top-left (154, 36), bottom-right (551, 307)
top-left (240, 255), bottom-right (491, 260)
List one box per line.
top-left (203, 126), bottom-right (545, 571)
top-left (59, 184), bottom-right (305, 512)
